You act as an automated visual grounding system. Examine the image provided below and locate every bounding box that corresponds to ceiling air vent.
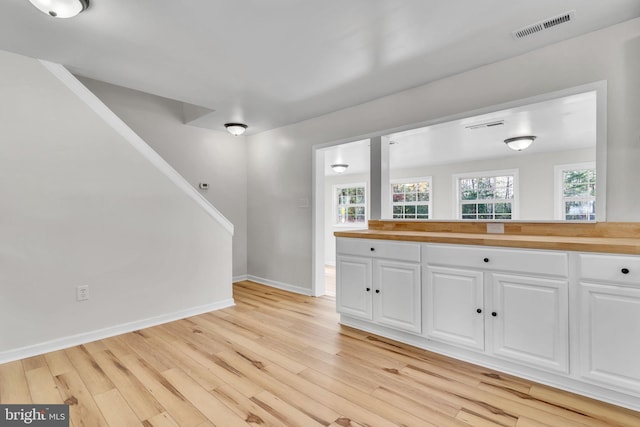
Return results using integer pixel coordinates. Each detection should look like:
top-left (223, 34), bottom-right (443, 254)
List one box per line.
top-left (465, 120), bottom-right (504, 130)
top-left (512, 10), bottom-right (575, 40)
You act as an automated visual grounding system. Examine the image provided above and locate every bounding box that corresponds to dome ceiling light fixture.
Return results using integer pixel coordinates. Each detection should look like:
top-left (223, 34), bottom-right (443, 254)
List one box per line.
top-left (504, 135), bottom-right (536, 151)
top-left (224, 123), bottom-right (248, 136)
top-left (28, 0), bottom-right (89, 18)
top-left (331, 164), bottom-right (349, 174)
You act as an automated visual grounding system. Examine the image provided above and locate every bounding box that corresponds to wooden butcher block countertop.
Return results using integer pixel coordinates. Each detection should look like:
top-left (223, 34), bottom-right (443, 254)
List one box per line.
top-left (334, 220), bottom-right (640, 255)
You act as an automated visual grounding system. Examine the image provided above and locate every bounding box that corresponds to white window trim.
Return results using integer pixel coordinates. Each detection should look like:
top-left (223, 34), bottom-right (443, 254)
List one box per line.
top-left (554, 162), bottom-right (596, 221)
top-left (333, 182), bottom-right (368, 227)
top-left (390, 177), bottom-right (433, 220)
top-left (452, 169), bottom-right (520, 220)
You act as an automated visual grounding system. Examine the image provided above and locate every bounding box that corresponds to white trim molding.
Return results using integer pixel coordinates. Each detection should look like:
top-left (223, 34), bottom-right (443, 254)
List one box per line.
top-left (0, 299), bottom-right (235, 365)
top-left (247, 275), bottom-right (314, 296)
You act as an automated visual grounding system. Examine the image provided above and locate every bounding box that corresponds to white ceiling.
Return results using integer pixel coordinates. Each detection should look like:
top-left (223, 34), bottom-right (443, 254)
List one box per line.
top-left (323, 90), bottom-right (597, 176)
top-left (0, 1), bottom-right (638, 134)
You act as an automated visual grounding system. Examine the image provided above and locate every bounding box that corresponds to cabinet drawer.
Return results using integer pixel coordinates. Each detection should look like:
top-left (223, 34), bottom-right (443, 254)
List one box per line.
top-left (337, 238), bottom-right (420, 262)
top-left (423, 244), bottom-right (568, 277)
top-left (578, 253), bottom-right (640, 285)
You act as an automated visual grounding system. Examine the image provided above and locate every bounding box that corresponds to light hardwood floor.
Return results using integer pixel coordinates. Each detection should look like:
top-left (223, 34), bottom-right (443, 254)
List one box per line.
top-left (325, 264), bottom-right (336, 297)
top-left (1, 281), bottom-right (640, 426)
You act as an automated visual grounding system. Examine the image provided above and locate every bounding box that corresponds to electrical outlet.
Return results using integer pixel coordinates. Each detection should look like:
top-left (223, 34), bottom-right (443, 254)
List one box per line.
top-left (76, 285), bottom-right (89, 301)
top-left (486, 223), bottom-right (505, 234)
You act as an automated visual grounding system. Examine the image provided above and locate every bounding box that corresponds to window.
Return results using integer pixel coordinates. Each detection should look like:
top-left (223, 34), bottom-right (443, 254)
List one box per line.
top-left (555, 162), bottom-right (596, 221)
top-left (454, 170), bottom-right (518, 220)
top-left (391, 178), bottom-right (432, 219)
top-left (334, 183), bottom-right (366, 225)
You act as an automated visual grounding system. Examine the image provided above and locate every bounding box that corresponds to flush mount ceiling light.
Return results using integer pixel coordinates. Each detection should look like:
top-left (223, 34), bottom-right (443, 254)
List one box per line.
top-left (28, 0), bottom-right (89, 18)
top-left (224, 123), bottom-right (248, 136)
top-left (504, 135), bottom-right (536, 151)
top-left (331, 164), bottom-right (349, 173)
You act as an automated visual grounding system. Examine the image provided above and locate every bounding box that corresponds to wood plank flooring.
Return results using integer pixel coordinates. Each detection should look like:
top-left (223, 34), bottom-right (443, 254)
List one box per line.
top-left (2, 280), bottom-right (640, 426)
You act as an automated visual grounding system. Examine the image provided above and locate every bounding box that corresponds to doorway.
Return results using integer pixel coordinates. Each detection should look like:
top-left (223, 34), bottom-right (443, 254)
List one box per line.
top-left (312, 139), bottom-right (370, 297)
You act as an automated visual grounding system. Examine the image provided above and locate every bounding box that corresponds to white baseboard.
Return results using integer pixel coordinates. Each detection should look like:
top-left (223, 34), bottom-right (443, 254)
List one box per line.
top-left (0, 299), bottom-right (235, 365)
top-left (247, 275), bottom-right (314, 296)
top-left (232, 274), bottom-right (249, 283)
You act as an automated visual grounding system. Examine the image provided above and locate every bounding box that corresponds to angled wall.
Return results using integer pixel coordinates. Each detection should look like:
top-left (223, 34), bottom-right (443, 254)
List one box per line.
top-left (76, 78), bottom-right (248, 280)
top-left (0, 50), bottom-right (233, 362)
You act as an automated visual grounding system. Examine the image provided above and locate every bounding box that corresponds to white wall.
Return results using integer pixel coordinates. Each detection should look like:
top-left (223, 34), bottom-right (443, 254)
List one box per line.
top-left (391, 147), bottom-right (595, 220)
top-left (324, 173), bottom-right (369, 265)
top-left (247, 18), bottom-right (640, 293)
top-left (77, 78), bottom-right (248, 280)
top-left (0, 50), bottom-right (233, 362)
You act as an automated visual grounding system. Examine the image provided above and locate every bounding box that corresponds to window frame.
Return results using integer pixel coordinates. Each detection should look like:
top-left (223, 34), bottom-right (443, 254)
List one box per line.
top-left (333, 182), bottom-right (368, 227)
top-left (452, 169), bottom-right (520, 220)
top-left (554, 162), bottom-right (596, 221)
top-left (390, 177), bottom-right (433, 220)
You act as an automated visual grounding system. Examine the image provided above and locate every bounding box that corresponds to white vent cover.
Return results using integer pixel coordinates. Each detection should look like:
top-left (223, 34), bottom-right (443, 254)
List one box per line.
top-left (465, 120), bottom-right (504, 130)
top-left (512, 10), bottom-right (575, 40)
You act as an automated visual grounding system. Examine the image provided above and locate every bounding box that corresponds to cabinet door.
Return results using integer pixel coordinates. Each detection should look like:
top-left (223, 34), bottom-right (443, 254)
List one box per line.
top-left (336, 256), bottom-right (372, 320)
top-left (424, 266), bottom-right (484, 351)
top-left (373, 260), bottom-right (421, 334)
top-left (489, 273), bottom-right (568, 373)
top-left (578, 282), bottom-right (640, 392)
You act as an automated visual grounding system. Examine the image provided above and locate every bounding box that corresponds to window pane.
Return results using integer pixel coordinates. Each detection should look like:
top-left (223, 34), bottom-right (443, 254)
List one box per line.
top-left (460, 179), bottom-right (476, 200)
top-left (565, 200), bottom-right (595, 220)
top-left (393, 193), bottom-right (404, 202)
top-left (494, 203), bottom-right (512, 214)
top-left (477, 178), bottom-right (494, 199)
top-left (417, 205), bottom-right (428, 215)
top-left (461, 204), bottom-right (477, 214)
top-left (477, 203), bottom-right (493, 214)
top-left (405, 205), bottom-right (416, 215)
top-left (461, 189), bottom-right (477, 200)
top-left (393, 206), bottom-right (403, 215)
top-left (406, 193), bottom-right (416, 202)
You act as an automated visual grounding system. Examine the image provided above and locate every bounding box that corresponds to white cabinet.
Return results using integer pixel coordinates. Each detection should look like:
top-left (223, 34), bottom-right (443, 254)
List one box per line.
top-left (577, 254), bottom-right (640, 394)
top-left (336, 255), bottom-right (372, 320)
top-left (335, 236), bottom-right (640, 411)
top-left (423, 244), bottom-right (569, 373)
top-left (424, 266), bottom-right (484, 351)
top-left (374, 259), bottom-right (421, 333)
top-left (489, 273), bottom-right (568, 373)
top-left (336, 238), bottom-right (421, 334)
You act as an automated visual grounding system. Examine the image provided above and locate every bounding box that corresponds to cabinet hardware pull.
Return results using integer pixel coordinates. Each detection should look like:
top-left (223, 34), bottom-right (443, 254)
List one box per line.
top-left (491, 312), bottom-right (497, 317)
top-left (370, 247), bottom-right (375, 251)
top-left (366, 288), bottom-right (371, 292)
top-left (621, 268), bottom-right (630, 274)
top-left (476, 308), bottom-right (482, 314)
top-left (375, 289), bottom-right (380, 294)
top-left (483, 258), bottom-right (489, 263)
